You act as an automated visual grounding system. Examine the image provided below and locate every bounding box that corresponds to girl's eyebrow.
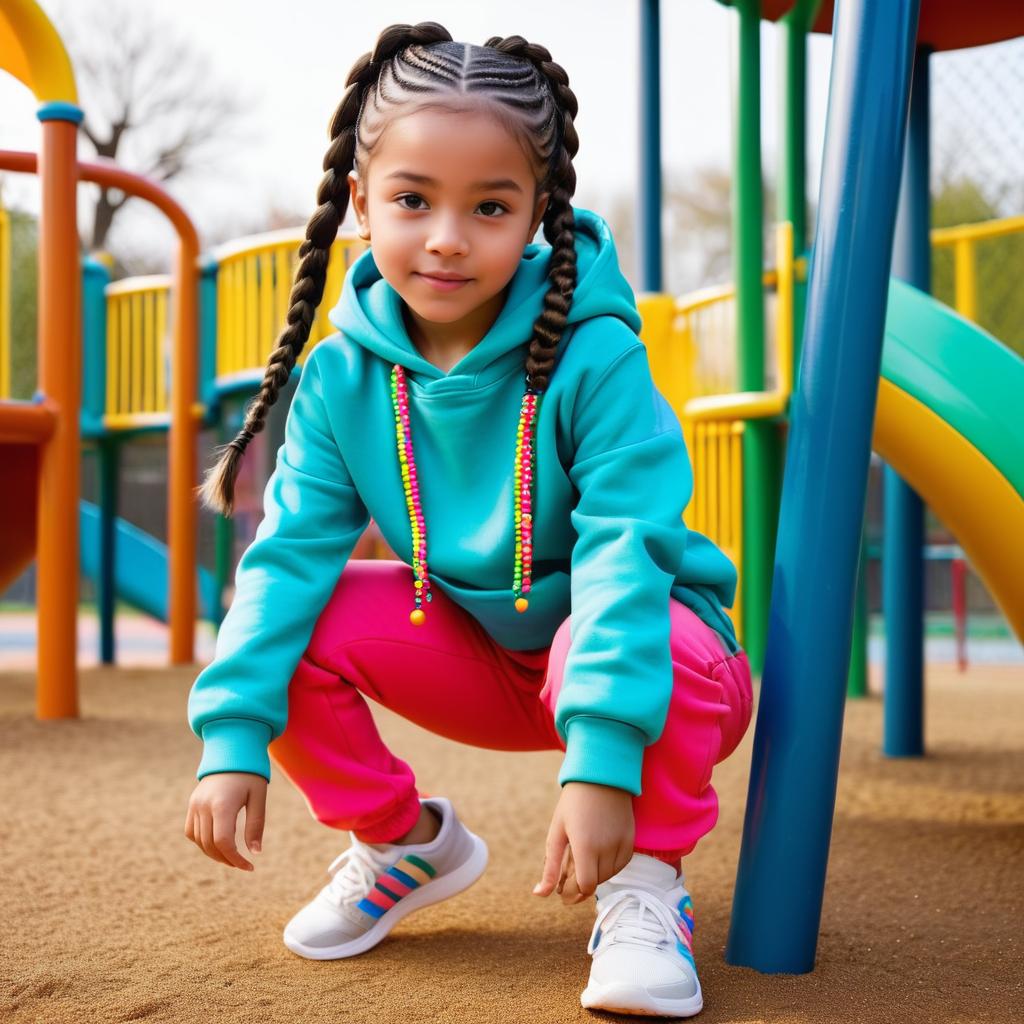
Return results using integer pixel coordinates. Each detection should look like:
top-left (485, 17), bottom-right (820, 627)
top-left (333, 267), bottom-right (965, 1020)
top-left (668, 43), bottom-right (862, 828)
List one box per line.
top-left (385, 170), bottom-right (523, 193)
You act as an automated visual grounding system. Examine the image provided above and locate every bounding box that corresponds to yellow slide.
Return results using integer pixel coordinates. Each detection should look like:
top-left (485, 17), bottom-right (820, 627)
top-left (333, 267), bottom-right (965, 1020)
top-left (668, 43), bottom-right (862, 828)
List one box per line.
top-left (873, 279), bottom-right (1024, 642)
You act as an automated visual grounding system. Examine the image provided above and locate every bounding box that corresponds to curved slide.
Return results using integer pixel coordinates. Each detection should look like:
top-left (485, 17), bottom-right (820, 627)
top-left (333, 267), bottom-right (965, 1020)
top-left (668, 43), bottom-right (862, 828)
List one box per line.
top-left (875, 279), bottom-right (1024, 642)
top-left (1, 441), bottom-right (40, 592)
top-left (0, 449), bottom-right (218, 623)
top-left (78, 502), bottom-right (220, 624)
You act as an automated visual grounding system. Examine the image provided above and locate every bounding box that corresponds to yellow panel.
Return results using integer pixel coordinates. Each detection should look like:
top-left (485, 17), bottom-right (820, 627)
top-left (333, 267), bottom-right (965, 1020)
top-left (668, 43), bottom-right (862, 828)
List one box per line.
top-left (274, 247), bottom-right (290, 344)
top-left (873, 378), bottom-right (1024, 641)
top-left (118, 297), bottom-right (130, 415)
top-left (143, 291), bottom-right (154, 413)
top-left (259, 251), bottom-right (273, 368)
top-left (156, 290), bottom-right (167, 411)
top-left (131, 293), bottom-right (142, 413)
top-left (231, 260), bottom-right (243, 376)
top-left (105, 299), bottom-right (117, 416)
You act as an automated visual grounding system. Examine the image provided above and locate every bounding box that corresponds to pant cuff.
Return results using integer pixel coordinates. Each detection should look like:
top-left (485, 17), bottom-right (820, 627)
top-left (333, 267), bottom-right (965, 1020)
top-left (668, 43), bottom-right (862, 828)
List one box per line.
top-left (351, 792), bottom-right (423, 845)
top-left (634, 845), bottom-right (687, 865)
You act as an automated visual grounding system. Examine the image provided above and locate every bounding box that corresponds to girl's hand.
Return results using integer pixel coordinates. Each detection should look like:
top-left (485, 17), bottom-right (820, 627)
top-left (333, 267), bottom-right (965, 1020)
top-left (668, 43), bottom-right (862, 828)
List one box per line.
top-left (184, 772), bottom-right (267, 871)
top-left (532, 782), bottom-right (634, 905)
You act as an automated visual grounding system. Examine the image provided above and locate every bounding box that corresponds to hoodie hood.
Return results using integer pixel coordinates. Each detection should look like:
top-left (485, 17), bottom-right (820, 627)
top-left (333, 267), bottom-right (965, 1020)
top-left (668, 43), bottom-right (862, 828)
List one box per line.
top-left (327, 207), bottom-right (642, 382)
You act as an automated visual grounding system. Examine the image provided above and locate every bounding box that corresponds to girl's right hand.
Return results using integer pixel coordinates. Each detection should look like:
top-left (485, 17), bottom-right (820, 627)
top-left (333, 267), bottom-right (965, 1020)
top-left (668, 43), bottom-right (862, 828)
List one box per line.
top-left (184, 772), bottom-right (267, 871)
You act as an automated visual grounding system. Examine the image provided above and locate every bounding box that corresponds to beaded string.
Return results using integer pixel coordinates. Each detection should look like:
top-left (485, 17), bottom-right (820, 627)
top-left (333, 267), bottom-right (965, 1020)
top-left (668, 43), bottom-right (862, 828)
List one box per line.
top-left (513, 387), bottom-right (540, 613)
top-left (390, 364), bottom-right (541, 626)
top-left (391, 365), bottom-right (431, 625)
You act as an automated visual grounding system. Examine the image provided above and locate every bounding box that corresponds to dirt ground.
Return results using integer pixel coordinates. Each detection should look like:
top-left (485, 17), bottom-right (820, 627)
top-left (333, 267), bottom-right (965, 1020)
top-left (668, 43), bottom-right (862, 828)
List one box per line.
top-left (1, 660), bottom-right (1021, 1024)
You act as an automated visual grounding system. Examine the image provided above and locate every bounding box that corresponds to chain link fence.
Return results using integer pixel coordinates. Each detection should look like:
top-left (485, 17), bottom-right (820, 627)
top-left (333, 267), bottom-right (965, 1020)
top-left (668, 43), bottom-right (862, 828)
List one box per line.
top-left (931, 37), bottom-right (1024, 358)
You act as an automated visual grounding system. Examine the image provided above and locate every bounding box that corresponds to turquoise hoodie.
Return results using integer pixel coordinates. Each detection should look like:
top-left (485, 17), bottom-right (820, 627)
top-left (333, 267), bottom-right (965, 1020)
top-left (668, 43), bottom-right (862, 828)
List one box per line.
top-left (188, 207), bottom-right (740, 797)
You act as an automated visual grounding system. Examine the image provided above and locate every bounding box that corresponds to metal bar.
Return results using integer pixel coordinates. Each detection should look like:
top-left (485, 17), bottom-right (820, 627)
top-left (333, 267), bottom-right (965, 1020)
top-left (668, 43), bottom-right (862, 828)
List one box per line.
top-left (726, 0), bottom-right (921, 974)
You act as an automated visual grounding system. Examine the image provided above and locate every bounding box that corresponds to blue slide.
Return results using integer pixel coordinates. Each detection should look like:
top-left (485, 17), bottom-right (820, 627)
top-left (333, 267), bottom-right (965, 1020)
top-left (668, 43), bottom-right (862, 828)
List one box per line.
top-left (79, 501), bottom-right (221, 623)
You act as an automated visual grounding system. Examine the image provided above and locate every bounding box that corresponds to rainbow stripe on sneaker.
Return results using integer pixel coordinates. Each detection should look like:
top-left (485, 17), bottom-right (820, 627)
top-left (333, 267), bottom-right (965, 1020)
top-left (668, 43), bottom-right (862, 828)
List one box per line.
top-left (356, 854), bottom-right (438, 920)
top-left (676, 893), bottom-right (696, 968)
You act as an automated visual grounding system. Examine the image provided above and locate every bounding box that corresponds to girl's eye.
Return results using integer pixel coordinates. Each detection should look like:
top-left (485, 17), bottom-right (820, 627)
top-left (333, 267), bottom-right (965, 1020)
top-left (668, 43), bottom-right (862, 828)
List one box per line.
top-left (396, 194), bottom-right (427, 211)
top-left (395, 197), bottom-right (512, 220)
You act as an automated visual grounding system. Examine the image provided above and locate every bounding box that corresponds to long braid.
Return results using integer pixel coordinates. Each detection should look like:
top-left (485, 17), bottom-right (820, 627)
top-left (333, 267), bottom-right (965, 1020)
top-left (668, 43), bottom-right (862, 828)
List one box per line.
top-left (198, 22), bottom-right (453, 515)
top-left (484, 36), bottom-right (580, 392)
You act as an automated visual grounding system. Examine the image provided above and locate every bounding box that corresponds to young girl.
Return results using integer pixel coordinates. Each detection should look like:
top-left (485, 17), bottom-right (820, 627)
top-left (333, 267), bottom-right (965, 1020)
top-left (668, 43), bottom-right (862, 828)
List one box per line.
top-left (184, 22), bottom-right (752, 1019)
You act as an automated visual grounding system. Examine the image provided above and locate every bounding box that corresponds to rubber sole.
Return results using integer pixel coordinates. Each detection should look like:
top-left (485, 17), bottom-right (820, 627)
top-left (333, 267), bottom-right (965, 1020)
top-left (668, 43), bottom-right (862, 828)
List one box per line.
top-left (282, 829), bottom-right (489, 960)
top-left (580, 980), bottom-right (703, 1018)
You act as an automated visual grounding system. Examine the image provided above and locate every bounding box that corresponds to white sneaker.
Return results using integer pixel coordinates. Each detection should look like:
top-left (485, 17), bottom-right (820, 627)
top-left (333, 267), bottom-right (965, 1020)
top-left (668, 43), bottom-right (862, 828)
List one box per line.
top-left (282, 796), bottom-right (488, 960)
top-left (580, 854), bottom-right (702, 1018)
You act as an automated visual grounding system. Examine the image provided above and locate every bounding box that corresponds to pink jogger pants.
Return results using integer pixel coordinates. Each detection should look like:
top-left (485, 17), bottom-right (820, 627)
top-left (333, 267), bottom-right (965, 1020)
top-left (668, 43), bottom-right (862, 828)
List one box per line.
top-left (268, 560), bottom-right (753, 858)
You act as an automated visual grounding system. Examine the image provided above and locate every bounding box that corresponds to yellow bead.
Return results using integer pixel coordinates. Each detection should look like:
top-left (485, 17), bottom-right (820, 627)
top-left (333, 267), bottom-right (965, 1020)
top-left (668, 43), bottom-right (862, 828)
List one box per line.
top-left (410, 609), bottom-right (426, 626)
top-left (515, 598), bottom-right (529, 613)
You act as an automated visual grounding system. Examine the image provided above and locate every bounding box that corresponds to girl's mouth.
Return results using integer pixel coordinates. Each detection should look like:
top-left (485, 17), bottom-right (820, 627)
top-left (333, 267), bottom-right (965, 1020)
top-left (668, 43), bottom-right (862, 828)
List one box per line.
top-left (416, 273), bottom-right (471, 292)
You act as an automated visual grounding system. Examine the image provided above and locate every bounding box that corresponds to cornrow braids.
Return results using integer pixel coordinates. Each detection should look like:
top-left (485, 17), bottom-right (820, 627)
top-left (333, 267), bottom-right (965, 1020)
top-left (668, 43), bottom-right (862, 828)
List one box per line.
top-left (483, 35), bottom-right (580, 393)
top-left (198, 21), bottom-right (454, 515)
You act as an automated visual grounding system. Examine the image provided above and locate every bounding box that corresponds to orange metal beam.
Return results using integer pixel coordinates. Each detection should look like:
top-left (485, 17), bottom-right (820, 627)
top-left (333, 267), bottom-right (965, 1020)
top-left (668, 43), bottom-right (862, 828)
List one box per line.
top-left (0, 148), bottom-right (200, 665)
top-left (35, 120), bottom-right (80, 717)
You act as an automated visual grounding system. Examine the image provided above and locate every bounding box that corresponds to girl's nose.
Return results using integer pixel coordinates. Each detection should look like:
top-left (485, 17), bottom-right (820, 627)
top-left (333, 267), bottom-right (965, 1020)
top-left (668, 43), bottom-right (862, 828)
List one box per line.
top-left (426, 213), bottom-right (469, 257)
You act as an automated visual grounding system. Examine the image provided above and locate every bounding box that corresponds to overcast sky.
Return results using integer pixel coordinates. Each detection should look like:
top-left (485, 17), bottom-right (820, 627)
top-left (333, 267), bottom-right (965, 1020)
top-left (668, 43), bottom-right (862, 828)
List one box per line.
top-left (0, 0), bottom-right (837, 268)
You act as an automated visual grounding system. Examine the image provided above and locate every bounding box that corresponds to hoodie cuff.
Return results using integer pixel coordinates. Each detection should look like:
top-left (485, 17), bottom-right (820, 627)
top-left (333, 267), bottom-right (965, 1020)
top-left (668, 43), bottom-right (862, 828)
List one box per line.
top-left (198, 718), bottom-right (274, 782)
top-left (558, 716), bottom-right (647, 796)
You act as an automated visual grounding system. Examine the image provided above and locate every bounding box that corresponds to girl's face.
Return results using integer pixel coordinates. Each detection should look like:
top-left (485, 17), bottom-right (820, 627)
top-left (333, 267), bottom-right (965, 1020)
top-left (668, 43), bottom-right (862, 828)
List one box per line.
top-left (349, 106), bottom-right (549, 344)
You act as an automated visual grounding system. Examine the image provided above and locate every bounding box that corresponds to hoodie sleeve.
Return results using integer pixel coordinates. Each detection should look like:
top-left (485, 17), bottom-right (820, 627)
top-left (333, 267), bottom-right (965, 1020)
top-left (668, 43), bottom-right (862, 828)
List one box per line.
top-left (187, 343), bottom-right (370, 782)
top-left (555, 341), bottom-right (692, 796)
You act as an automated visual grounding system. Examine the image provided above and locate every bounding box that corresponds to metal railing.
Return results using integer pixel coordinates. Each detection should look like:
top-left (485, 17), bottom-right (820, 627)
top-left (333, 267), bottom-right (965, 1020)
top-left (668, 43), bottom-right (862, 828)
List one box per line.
top-left (931, 213), bottom-right (1024, 325)
top-left (104, 275), bottom-right (171, 429)
top-left (687, 223), bottom-right (796, 641)
top-left (213, 231), bottom-right (367, 387)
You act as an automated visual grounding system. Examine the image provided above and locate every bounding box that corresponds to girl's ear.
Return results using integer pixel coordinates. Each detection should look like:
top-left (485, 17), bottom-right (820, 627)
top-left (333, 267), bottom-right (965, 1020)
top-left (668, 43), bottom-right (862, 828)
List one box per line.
top-left (529, 191), bottom-right (551, 239)
top-left (348, 172), bottom-right (371, 240)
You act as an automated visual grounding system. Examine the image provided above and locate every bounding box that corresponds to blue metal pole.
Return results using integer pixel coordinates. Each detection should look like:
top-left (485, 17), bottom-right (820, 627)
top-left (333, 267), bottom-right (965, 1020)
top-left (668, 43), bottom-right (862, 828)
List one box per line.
top-left (97, 437), bottom-right (120, 664)
top-left (81, 257), bottom-right (117, 663)
top-left (883, 47), bottom-right (930, 757)
top-left (638, 0), bottom-right (662, 291)
top-left (81, 258), bottom-right (108, 430)
top-left (726, 0), bottom-right (921, 974)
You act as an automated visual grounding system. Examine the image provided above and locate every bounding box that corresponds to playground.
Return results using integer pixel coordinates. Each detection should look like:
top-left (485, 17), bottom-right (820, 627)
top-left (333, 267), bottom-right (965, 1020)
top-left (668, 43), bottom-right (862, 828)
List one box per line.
top-left (2, 0), bottom-right (1022, 1021)
top-left (1, 659), bottom-right (1020, 1023)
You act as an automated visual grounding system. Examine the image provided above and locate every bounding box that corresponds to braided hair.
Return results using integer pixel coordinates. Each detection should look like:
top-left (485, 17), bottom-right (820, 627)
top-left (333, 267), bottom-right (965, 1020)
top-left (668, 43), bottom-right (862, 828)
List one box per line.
top-left (199, 22), bottom-right (580, 515)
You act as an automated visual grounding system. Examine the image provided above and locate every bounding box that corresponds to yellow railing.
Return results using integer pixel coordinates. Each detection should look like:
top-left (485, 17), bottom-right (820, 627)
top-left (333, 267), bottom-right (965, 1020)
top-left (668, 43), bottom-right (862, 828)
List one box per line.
top-left (214, 230), bottom-right (367, 385)
top-left (638, 223), bottom-right (798, 643)
top-left (639, 255), bottom-right (806, 428)
top-left (931, 214), bottom-right (1024, 324)
top-left (651, 212), bottom-right (1021, 645)
top-left (105, 275), bottom-right (171, 429)
top-left (0, 204), bottom-right (9, 399)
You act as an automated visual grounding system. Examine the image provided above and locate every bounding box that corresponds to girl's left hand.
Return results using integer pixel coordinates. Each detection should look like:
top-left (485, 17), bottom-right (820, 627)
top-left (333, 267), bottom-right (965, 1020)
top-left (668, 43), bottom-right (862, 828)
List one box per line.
top-left (532, 781), bottom-right (635, 905)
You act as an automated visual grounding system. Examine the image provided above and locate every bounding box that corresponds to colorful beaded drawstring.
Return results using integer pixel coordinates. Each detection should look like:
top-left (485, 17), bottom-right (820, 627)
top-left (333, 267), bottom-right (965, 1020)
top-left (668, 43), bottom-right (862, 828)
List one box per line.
top-left (390, 364), bottom-right (541, 626)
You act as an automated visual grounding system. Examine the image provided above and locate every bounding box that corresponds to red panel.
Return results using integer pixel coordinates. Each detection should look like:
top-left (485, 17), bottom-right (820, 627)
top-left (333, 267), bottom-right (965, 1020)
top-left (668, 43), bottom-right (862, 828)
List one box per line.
top-left (1, 443), bottom-right (39, 592)
top-left (759, 1), bottom-right (1024, 52)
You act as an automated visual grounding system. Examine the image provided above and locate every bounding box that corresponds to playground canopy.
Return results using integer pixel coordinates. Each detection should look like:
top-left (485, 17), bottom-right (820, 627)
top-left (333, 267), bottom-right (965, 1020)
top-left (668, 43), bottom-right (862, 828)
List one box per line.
top-left (758, 0), bottom-right (1024, 52)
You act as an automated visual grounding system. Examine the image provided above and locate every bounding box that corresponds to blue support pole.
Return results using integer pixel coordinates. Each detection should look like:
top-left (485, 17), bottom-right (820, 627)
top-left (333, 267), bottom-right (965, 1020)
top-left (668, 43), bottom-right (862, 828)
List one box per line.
top-left (638, 0), bottom-right (663, 291)
top-left (726, 0), bottom-right (921, 974)
top-left (97, 437), bottom-right (120, 664)
top-left (81, 257), bottom-right (117, 662)
top-left (883, 47), bottom-right (931, 757)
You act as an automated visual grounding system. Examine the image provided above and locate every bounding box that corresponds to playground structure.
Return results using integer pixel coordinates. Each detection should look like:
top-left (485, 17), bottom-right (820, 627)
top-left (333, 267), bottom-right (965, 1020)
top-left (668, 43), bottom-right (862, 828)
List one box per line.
top-left (1, 0), bottom-right (1022, 980)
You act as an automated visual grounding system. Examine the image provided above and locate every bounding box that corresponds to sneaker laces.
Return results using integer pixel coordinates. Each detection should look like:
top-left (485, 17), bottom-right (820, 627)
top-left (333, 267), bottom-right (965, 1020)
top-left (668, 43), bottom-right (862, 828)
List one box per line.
top-left (588, 888), bottom-right (682, 955)
top-left (321, 839), bottom-right (391, 910)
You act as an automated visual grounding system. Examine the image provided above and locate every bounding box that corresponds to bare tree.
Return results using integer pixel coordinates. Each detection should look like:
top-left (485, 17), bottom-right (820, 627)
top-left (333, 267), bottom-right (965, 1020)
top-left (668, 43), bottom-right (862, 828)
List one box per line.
top-left (57, 0), bottom-right (256, 254)
top-left (607, 166), bottom-right (781, 298)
